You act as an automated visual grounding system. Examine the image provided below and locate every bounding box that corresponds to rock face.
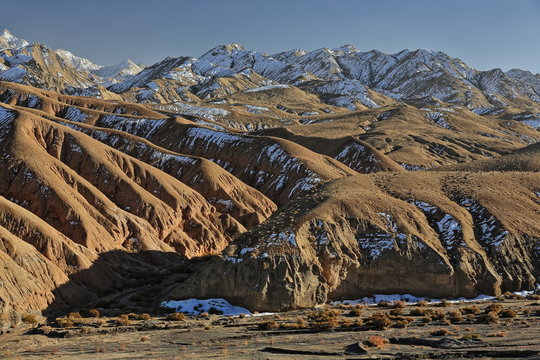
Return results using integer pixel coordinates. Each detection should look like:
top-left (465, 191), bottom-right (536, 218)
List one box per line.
top-left (170, 172), bottom-right (540, 311)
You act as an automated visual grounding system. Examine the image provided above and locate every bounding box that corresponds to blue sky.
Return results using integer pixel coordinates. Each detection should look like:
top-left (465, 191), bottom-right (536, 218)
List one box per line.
top-left (2, 0), bottom-right (539, 73)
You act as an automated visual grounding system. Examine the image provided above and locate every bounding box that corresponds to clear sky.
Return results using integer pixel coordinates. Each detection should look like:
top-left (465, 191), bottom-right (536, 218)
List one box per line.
top-left (2, 0), bottom-right (540, 73)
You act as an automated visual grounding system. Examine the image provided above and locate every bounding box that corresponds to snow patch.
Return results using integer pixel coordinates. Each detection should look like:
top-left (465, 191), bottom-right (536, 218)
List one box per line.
top-left (161, 298), bottom-right (250, 316)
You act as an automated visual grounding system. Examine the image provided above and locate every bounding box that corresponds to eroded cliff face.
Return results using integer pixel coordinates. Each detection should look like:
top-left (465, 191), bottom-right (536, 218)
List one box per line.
top-left (170, 173), bottom-right (540, 311)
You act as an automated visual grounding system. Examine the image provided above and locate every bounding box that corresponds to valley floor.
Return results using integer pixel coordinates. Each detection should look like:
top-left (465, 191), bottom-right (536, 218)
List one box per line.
top-left (2, 298), bottom-right (540, 359)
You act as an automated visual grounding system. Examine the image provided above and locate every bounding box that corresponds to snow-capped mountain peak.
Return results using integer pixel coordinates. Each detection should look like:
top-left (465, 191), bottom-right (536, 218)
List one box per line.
top-left (56, 49), bottom-right (102, 72)
top-left (93, 59), bottom-right (144, 79)
top-left (0, 29), bottom-right (29, 50)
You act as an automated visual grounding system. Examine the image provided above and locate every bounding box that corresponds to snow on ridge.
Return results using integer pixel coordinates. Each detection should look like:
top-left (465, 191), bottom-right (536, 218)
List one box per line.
top-left (63, 107), bottom-right (89, 123)
top-left (425, 111), bottom-right (451, 129)
top-left (334, 142), bottom-right (380, 172)
top-left (243, 104), bottom-right (269, 114)
top-left (56, 49), bottom-right (101, 72)
top-left (255, 142), bottom-right (322, 197)
top-left (184, 127), bottom-right (254, 150)
top-left (459, 198), bottom-right (508, 247)
top-left (410, 200), bottom-right (463, 249)
top-left (98, 114), bottom-right (168, 138)
top-left (522, 119), bottom-right (540, 130)
top-left (156, 102), bottom-right (230, 121)
top-left (0, 106), bottom-right (15, 137)
top-left (400, 163), bottom-right (426, 171)
top-left (0, 29), bottom-right (29, 49)
top-left (245, 84), bottom-right (289, 92)
top-left (472, 107), bottom-right (502, 115)
top-left (4, 53), bottom-right (32, 66)
top-left (0, 66), bottom-right (26, 82)
top-left (310, 79), bottom-right (379, 109)
top-left (356, 213), bottom-right (406, 259)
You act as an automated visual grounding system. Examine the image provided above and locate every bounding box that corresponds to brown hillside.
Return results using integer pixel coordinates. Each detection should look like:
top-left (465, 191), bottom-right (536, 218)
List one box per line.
top-left (171, 171), bottom-right (540, 311)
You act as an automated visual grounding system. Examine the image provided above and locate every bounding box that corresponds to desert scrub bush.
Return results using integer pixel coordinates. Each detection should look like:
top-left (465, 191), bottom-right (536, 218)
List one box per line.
top-left (126, 312), bottom-right (151, 320)
top-left (436, 299), bottom-right (450, 307)
top-left (499, 309), bottom-right (517, 318)
top-left (393, 319), bottom-right (410, 328)
top-left (526, 294), bottom-right (540, 300)
top-left (430, 310), bottom-right (446, 321)
top-left (389, 308), bottom-right (403, 316)
top-left (422, 316), bottom-right (433, 323)
top-left (166, 312), bottom-right (185, 321)
top-left (410, 307), bottom-right (428, 316)
top-left (460, 333), bottom-right (480, 340)
top-left (477, 311), bottom-right (499, 324)
top-left (340, 319), bottom-right (363, 328)
top-left (523, 308), bottom-right (531, 315)
top-left (487, 331), bottom-right (507, 337)
top-left (116, 314), bottom-right (131, 326)
top-left (365, 313), bottom-right (392, 330)
top-left (55, 317), bottom-right (74, 328)
top-left (296, 317), bottom-right (307, 327)
top-left (417, 300), bottom-right (429, 307)
top-left (364, 335), bottom-right (387, 348)
top-left (348, 306), bottom-right (362, 317)
top-left (502, 291), bottom-right (524, 300)
top-left (430, 328), bottom-right (450, 336)
top-left (308, 317), bottom-right (339, 330)
top-left (461, 305), bottom-right (480, 314)
top-left (484, 304), bottom-right (503, 314)
top-left (377, 301), bottom-right (391, 308)
top-left (393, 300), bottom-right (406, 308)
top-left (21, 314), bottom-right (39, 325)
top-left (67, 312), bottom-right (81, 319)
top-left (448, 310), bottom-right (463, 323)
top-left (87, 309), bottom-right (100, 318)
top-left (258, 321), bottom-right (279, 330)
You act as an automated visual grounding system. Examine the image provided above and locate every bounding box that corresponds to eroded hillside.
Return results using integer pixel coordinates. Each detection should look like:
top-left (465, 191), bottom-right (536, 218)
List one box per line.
top-left (0, 29), bottom-right (539, 328)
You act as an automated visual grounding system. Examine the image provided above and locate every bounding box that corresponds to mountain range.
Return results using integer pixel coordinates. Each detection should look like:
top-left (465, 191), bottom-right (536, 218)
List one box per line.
top-left (0, 29), bottom-right (538, 328)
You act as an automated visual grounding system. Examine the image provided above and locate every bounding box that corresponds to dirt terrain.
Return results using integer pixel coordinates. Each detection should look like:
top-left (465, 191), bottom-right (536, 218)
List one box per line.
top-left (2, 295), bottom-right (540, 359)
